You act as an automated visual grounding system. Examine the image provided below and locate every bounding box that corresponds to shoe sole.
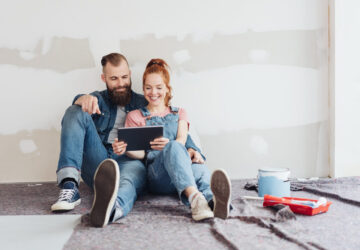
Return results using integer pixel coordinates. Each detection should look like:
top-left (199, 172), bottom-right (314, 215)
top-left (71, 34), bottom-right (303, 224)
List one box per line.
top-left (90, 159), bottom-right (119, 227)
top-left (211, 169), bottom-right (231, 219)
top-left (192, 210), bottom-right (214, 221)
top-left (51, 199), bottom-right (81, 212)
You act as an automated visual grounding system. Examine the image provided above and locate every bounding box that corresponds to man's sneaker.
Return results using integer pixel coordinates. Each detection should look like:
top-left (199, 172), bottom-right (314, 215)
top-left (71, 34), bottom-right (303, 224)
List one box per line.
top-left (211, 169), bottom-right (231, 219)
top-left (90, 159), bottom-right (119, 227)
top-left (51, 181), bottom-right (81, 212)
top-left (190, 193), bottom-right (214, 221)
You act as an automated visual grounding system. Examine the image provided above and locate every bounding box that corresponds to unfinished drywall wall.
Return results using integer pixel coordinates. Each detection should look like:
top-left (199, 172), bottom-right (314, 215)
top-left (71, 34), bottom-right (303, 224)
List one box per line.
top-left (332, 0), bottom-right (360, 177)
top-left (0, 0), bottom-right (329, 182)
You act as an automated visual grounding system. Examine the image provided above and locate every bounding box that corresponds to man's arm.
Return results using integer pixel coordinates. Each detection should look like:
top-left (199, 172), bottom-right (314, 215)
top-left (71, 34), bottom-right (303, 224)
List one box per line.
top-left (72, 94), bottom-right (85, 105)
top-left (72, 92), bottom-right (102, 115)
top-left (185, 134), bottom-right (206, 163)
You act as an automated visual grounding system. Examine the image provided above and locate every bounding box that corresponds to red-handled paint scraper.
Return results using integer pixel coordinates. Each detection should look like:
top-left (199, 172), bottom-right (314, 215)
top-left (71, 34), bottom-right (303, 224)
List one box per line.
top-left (243, 195), bottom-right (332, 215)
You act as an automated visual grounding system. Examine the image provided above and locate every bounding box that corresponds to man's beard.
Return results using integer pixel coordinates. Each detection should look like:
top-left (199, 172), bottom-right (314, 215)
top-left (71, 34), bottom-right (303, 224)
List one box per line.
top-left (107, 81), bottom-right (132, 106)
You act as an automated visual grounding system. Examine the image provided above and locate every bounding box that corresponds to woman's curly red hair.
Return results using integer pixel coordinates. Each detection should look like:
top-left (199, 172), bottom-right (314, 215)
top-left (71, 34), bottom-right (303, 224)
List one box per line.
top-left (143, 58), bottom-right (172, 106)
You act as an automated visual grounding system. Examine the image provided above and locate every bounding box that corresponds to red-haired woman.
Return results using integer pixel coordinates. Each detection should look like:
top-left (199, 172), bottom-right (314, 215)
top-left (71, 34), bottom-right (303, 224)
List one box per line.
top-left (113, 59), bottom-right (231, 221)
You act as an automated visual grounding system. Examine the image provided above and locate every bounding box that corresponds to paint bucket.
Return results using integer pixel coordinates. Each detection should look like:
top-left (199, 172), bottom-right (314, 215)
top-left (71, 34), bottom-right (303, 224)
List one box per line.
top-left (258, 168), bottom-right (290, 197)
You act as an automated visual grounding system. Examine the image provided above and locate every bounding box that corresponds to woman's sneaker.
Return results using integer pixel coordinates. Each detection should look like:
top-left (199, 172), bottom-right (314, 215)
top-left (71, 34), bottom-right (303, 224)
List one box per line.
top-left (211, 169), bottom-right (231, 219)
top-left (51, 181), bottom-right (81, 212)
top-left (90, 159), bottom-right (120, 227)
top-left (190, 193), bottom-right (214, 221)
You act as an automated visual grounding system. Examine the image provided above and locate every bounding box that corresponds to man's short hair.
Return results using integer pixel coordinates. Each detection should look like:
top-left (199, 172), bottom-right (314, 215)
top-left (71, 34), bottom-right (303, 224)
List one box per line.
top-left (101, 53), bottom-right (129, 68)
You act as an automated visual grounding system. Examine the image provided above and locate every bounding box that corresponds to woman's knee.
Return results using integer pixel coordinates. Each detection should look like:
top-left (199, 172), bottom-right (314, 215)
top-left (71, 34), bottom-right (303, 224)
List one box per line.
top-left (164, 140), bottom-right (187, 154)
top-left (192, 163), bottom-right (211, 180)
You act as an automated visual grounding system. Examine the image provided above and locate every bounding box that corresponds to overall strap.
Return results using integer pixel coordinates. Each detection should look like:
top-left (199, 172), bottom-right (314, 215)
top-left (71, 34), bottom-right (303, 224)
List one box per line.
top-left (139, 107), bottom-right (151, 117)
top-left (170, 106), bottom-right (179, 113)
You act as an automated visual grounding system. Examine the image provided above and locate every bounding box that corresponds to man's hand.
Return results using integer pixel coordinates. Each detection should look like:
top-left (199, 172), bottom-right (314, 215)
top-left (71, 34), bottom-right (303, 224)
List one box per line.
top-left (112, 138), bottom-right (127, 155)
top-left (150, 137), bottom-right (169, 151)
top-left (75, 94), bottom-right (101, 115)
top-left (188, 148), bottom-right (204, 164)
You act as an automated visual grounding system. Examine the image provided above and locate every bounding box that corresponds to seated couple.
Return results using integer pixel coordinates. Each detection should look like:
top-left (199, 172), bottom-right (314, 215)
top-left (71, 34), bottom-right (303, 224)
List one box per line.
top-left (51, 53), bottom-right (232, 227)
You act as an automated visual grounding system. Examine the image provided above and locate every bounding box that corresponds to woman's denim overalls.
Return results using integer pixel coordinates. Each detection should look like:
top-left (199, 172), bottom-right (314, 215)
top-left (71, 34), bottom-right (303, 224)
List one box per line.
top-left (140, 106), bottom-right (213, 206)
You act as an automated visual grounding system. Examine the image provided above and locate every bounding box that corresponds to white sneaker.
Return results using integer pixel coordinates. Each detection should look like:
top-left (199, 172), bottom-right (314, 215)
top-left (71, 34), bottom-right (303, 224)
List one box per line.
top-left (190, 193), bottom-right (214, 221)
top-left (211, 169), bottom-right (231, 219)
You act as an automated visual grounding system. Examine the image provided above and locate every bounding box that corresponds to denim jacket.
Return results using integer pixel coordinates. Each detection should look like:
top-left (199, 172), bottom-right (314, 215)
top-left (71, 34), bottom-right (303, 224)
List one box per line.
top-left (72, 90), bottom-right (205, 158)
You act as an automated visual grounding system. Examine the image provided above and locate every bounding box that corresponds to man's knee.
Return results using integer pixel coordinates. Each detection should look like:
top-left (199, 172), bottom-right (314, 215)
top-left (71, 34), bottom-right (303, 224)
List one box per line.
top-left (62, 105), bottom-right (92, 125)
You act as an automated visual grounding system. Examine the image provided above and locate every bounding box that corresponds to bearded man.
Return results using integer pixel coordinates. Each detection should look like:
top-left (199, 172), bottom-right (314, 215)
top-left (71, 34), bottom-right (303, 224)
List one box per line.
top-left (51, 53), bottom-right (204, 227)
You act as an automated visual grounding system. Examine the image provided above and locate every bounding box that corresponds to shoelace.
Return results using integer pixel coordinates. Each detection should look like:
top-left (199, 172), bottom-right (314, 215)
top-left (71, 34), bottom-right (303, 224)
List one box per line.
top-left (57, 189), bottom-right (76, 202)
top-left (192, 195), bottom-right (205, 211)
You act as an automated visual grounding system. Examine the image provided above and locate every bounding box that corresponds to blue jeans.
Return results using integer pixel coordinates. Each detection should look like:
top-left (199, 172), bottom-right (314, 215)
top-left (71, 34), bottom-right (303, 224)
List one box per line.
top-left (147, 141), bottom-right (213, 206)
top-left (56, 105), bottom-right (146, 217)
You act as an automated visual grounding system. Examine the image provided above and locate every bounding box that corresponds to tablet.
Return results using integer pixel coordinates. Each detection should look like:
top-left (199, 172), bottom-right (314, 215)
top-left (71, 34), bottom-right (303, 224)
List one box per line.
top-left (117, 126), bottom-right (164, 151)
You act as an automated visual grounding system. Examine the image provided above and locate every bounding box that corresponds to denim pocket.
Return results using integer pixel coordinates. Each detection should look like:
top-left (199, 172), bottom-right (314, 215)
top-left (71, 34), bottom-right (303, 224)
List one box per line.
top-left (93, 111), bottom-right (110, 133)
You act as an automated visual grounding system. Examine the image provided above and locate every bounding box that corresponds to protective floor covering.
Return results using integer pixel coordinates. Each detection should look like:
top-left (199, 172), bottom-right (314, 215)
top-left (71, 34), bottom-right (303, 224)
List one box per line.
top-left (1, 178), bottom-right (360, 250)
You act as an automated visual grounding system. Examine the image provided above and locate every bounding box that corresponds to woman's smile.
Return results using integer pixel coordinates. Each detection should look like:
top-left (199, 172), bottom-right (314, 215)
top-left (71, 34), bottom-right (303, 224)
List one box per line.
top-left (149, 95), bottom-right (161, 101)
top-left (144, 73), bottom-right (169, 107)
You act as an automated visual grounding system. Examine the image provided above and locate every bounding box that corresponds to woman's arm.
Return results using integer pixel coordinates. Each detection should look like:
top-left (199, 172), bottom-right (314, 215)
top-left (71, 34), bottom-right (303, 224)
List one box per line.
top-left (176, 120), bottom-right (188, 145)
top-left (126, 150), bottom-right (145, 160)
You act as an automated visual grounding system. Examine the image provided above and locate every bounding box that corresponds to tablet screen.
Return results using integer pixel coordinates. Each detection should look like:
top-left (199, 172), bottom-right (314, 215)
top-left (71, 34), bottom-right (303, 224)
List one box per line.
top-left (117, 126), bottom-right (164, 151)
